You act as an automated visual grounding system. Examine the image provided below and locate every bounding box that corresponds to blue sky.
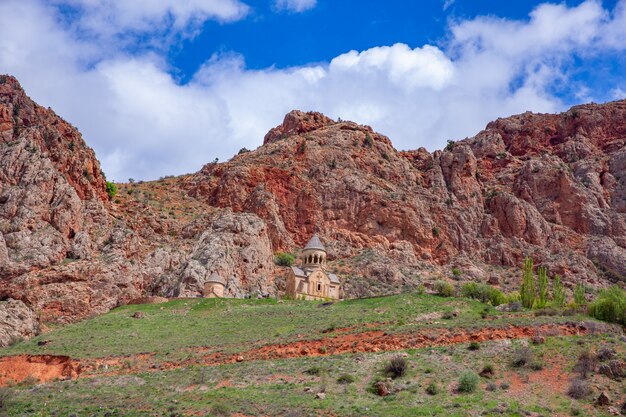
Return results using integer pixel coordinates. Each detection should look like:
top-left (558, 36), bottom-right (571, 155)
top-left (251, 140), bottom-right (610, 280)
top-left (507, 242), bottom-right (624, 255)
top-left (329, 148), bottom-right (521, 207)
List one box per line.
top-left (1, 0), bottom-right (625, 180)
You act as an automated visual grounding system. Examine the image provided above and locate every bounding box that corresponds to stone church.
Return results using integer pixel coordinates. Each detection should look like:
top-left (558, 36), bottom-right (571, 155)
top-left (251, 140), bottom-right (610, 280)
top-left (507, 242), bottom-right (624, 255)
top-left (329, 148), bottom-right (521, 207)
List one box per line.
top-left (286, 235), bottom-right (341, 300)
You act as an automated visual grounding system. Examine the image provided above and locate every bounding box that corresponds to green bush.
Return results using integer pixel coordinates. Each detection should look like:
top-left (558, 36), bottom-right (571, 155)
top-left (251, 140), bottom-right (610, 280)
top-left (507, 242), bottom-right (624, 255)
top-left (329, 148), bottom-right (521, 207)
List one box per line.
top-left (457, 371), bottom-right (479, 393)
top-left (384, 356), bottom-right (407, 379)
top-left (274, 252), bottom-right (295, 266)
top-left (105, 181), bottom-right (117, 199)
top-left (337, 374), bottom-right (355, 384)
top-left (588, 286), bottom-right (625, 325)
top-left (434, 280), bottom-right (455, 297)
top-left (460, 282), bottom-right (505, 306)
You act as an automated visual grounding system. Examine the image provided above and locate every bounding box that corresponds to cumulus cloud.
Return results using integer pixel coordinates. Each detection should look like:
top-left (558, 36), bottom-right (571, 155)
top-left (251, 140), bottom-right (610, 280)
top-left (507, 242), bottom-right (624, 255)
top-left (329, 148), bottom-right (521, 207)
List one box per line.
top-left (0, 0), bottom-right (625, 181)
top-left (274, 0), bottom-right (317, 13)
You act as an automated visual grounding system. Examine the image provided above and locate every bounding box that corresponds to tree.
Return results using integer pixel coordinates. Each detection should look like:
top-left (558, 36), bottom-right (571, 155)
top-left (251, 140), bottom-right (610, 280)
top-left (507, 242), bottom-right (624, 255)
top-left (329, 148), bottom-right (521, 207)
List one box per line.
top-left (574, 283), bottom-right (586, 306)
top-left (552, 274), bottom-right (566, 307)
top-left (536, 266), bottom-right (549, 308)
top-left (520, 257), bottom-right (536, 309)
top-left (105, 181), bottom-right (117, 200)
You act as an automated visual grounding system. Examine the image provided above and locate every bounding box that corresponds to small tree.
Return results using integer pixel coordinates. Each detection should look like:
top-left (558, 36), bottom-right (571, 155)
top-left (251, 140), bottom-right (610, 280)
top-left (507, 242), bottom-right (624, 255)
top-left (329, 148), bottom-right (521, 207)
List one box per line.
top-left (574, 283), bottom-right (586, 306)
top-left (552, 274), bottom-right (566, 307)
top-left (520, 257), bottom-right (536, 309)
top-left (105, 181), bottom-right (117, 200)
top-left (536, 266), bottom-right (548, 309)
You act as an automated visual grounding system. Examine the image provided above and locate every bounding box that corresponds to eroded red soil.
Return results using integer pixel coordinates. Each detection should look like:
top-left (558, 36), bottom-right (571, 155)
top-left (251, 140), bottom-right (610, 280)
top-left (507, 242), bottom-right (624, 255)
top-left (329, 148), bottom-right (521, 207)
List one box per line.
top-left (0, 354), bottom-right (80, 385)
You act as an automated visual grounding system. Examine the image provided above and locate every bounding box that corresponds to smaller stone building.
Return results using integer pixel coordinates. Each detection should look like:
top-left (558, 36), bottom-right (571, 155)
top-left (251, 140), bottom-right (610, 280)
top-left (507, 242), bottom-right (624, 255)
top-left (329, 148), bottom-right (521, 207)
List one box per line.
top-left (203, 272), bottom-right (225, 298)
top-left (286, 235), bottom-right (341, 300)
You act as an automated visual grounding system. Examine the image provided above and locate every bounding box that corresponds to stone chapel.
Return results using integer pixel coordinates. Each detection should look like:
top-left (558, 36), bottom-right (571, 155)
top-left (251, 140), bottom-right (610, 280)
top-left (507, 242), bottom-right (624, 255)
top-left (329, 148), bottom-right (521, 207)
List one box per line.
top-left (286, 234), bottom-right (341, 300)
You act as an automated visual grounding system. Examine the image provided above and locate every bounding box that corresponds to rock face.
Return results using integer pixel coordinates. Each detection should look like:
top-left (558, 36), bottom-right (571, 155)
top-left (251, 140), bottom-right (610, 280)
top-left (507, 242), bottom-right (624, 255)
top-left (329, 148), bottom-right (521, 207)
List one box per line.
top-left (1, 75), bottom-right (625, 339)
top-left (0, 299), bottom-right (39, 347)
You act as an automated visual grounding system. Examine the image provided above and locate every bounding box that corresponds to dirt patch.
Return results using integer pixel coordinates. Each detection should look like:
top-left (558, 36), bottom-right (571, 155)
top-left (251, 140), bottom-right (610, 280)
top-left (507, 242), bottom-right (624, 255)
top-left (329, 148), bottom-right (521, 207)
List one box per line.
top-left (0, 355), bottom-right (80, 386)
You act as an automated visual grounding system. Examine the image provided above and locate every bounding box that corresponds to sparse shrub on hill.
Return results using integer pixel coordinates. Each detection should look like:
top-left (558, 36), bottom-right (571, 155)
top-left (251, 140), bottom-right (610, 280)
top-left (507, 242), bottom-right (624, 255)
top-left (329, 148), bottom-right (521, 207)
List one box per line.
top-left (337, 374), bottom-right (355, 384)
top-left (567, 379), bottom-right (590, 399)
top-left (588, 286), bottom-right (625, 325)
top-left (460, 282), bottom-right (505, 306)
top-left (425, 381), bottom-right (439, 395)
top-left (105, 181), bottom-right (117, 200)
top-left (520, 257), bottom-right (536, 309)
top-left (384, 356), bottom-right (407, 379)
top-left (274, 252), bottom-right (295, 266)
top-left (457, 371), bottom-right (479, 393)
top-left (511, 346), bottom-right (533, 367)
top-left (434, 280), bottom-right (455, 297)
top-left (573, 350), bottom-right (597, 379)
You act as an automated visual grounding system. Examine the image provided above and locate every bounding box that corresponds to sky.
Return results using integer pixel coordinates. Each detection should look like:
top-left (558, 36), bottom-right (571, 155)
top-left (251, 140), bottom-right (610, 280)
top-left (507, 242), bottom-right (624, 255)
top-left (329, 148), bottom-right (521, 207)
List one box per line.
top-left (1, 0), bottom-right (625, 181)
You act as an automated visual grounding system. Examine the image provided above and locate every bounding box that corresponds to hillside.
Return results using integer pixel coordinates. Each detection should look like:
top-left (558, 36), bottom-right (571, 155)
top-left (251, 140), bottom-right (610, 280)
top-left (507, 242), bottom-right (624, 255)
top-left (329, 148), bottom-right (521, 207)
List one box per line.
top-left (0, 75), bottom-right (625, 343)
top-left (1, 294), bottom-right (624, 416)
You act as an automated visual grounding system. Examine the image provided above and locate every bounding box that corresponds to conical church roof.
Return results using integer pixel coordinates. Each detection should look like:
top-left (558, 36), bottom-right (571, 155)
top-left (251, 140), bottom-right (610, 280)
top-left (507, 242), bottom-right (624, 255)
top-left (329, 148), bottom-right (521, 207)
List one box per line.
top-left (304, 234), bottom-right (326, 251)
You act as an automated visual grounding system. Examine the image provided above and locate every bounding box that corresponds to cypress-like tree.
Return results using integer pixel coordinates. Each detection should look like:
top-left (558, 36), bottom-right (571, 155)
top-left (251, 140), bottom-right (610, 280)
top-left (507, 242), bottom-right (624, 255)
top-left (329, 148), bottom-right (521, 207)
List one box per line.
top-left (552, 274), bottom-right (566, 307)
top-left (574, 283), bottom-right (586, 306)
top-left (520, 257), bottom-right (536, 309)
top-left (536, 266), bottom-right (549, 309)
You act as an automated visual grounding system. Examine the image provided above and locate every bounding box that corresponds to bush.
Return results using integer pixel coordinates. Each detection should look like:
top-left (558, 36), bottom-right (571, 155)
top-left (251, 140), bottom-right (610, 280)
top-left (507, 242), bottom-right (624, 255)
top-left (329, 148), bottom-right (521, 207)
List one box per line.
top-left (573, 350), bottom-right (597, 379)
top-left (460, 282), bottom-right (505, 306)
top-left (468, 341), bottom-right (480, 351)
top-left (363, 133), bottom-right (374, 147)
top-left (304, 367), bottom-right (322, 376)
top-left (511, 347), bottom-right (533, 367)
top-left (588, 286), bottom-right (625, 325)
top-left (384, 356), bottom-right (407, 379)
top-left (274, 252), bottom-right (295, 266)
top-left (567, 379), bottom-right (590, 399)
top-left (452, 267), bottom-right (461, 278)
top-left (486, 382), bottom-right (497, 391)
top-left (434, 280), bottom-right (455, 297)
top-left (337, 374), bottom-right (355, 384)
top-left (105, 181), bottom-right (117, 199)
top-left (458, 371), bottom-right (479, 393)
top-left (425, 381), bottom-right (439, 395)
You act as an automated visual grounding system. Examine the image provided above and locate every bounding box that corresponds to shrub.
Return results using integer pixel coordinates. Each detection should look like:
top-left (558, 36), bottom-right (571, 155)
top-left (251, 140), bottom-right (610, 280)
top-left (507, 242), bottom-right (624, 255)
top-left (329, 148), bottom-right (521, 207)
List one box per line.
top-left (461, 282), bottom-right (505, 306)
top-left (434, 280), bottom-right (455, 297)
top-left (304, 367), bottom-right (322, 376)
top-left (511, 347), bottom-right (533, 367)
top-left (573, 283), bottom-right (586, 306)
top-left (432, 227), bottom-right (440, 237)
top-left (573, 350), bottom-right (597, 379)
top-left (445, 140), bottom-right (456, 151)
top-left (500, 382), bottom-right (510, 390)
top-left (237, 147), bottom-right (250, 154)
top-left (486, 382), bottom-right (497, 391)
top-left (425, 381), bottom-right (439, 395)
top-left (337, 374), bottom-right (355, 384)
top-left (536, 266), bottom-right (549, 309)
top-left (384, 356), bottom-right (407, 379)
top-left (274, 252), bottom-right (295, 266)
top-left (416, 284), bottom-right (425, 295)
top-left (552, 274), bottom-right (566, 307)
top-left (468, 341), bottom-right (480, 351)
top-left (567, 379), bottom-right (590, 399)
top-left (105, 181), bottom-right (117, 199)
top-left (588, 286), bottom-right (625, 325)
top-left (452, 267), bottom-right (461, 278)
top-left (363, 133), bottom-right (373, 147)
top-left (520, 257), bottom-right (536, 309)
top-left (458, 371), bottom-right (479, 393)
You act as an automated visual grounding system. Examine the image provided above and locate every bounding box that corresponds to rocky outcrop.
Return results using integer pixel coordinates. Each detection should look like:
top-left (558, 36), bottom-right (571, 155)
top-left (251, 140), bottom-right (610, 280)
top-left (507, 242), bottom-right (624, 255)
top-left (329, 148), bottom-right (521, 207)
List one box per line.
top-left (0, 299), bottom-right (39, 347)
top-left (1, 74), bottom-right (625, 336)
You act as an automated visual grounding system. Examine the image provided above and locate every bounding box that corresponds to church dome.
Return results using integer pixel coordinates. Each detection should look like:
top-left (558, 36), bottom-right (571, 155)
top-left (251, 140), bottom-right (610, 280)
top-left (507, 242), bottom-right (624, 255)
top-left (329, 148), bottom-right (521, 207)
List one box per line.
top-left (304, 234), bottom-right (326, 252)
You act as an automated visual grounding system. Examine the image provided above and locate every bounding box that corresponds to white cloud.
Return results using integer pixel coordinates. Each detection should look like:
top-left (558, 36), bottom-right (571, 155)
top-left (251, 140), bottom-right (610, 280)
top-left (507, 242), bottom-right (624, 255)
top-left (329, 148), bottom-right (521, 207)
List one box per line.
top-left (443, 0), bottom-right (455, 11)
top-left (274, 0), bottom-right (317, 13)
top-left (1, 0), bottom-right (625, 181)
top-left (53, 0), bottom-right (250, 40)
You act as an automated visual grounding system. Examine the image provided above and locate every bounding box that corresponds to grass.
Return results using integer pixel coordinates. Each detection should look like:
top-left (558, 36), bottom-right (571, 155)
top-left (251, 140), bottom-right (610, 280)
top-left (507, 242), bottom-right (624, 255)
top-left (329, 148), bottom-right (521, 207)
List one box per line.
top-left (4, 333), bottom-right (622, 416)
top-left (1, 293), bottom-right (622, 416)
top-left (1, 292), bottom-right (582, 360)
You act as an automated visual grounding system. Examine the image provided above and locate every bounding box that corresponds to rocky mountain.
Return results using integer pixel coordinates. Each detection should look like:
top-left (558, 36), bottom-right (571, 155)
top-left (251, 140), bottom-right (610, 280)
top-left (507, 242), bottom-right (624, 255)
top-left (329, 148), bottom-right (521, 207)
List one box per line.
top-left (0, 75), bottom-right (624, 345)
